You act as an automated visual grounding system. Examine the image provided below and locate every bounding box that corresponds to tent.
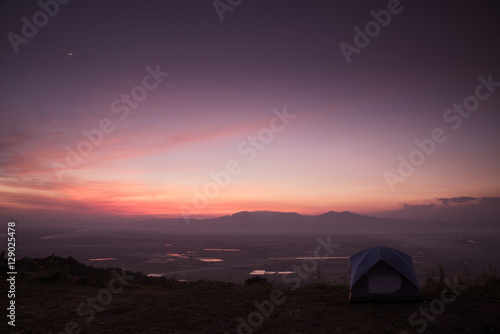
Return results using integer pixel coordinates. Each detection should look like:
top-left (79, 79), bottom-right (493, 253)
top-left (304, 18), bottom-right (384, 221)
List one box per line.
top-left (348, 246), bottom-right (423, 303)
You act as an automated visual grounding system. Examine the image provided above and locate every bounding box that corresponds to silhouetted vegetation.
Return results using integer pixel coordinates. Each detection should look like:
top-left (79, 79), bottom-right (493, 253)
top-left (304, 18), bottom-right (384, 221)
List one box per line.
top-left (244, 275), bottom-right (269, 286)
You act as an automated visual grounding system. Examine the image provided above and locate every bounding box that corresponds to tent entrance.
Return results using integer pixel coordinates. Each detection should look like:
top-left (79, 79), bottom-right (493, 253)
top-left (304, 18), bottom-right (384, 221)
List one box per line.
top-left (368, 274), bottom-right (401, 293)
top-left (366, 260), bottom-right (402, 293)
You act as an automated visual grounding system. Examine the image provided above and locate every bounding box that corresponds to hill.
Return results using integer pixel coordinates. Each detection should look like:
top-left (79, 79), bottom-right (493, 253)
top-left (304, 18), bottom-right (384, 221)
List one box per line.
top-left (1, 255), bottom-right (499, 333)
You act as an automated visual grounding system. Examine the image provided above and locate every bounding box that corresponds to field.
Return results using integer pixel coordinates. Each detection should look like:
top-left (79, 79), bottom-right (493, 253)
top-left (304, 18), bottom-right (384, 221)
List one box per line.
top-left (16, 228), bottom-right (500, 285)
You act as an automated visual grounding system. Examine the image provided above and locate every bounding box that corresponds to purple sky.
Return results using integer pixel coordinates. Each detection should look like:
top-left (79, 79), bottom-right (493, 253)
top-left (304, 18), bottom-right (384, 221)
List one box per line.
top-left (1, 0), bottom-right (500, 226)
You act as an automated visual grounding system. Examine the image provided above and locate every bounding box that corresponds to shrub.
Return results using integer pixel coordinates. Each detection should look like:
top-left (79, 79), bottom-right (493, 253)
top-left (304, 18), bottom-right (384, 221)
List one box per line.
top-left (245, 275), bottom-right (269, 286)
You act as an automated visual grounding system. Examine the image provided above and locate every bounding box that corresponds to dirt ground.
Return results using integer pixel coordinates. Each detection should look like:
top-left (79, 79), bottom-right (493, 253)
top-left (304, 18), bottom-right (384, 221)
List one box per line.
top-left (1, 277), bottom-right (499, 334)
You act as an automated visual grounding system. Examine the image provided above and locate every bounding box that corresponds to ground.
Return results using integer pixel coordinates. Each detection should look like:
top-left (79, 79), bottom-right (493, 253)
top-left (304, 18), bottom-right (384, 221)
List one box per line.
top-left (0, 257), bottom-right (499, 333)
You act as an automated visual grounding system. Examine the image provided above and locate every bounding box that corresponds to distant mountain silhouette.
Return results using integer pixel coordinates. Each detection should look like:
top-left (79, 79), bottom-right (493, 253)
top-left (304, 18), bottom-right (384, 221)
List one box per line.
top-left (107, 210), bottom-right (455, 234)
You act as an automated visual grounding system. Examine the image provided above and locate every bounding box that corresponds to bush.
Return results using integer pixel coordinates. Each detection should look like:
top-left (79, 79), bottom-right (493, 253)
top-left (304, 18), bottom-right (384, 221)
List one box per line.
top-left (37, 269), bottom-right (70, 283)
top-left (245, 276), bottom-right (269, 286)
top-left (473, 266), bottom-right (500, 296)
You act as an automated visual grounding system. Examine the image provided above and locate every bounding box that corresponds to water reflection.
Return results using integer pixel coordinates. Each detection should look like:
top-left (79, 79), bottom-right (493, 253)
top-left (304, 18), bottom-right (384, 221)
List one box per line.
top-left (165, 253), bottom-right (189, 258)
top-left (250, 270), bottom-right (294, 275)
top-left (196, 257), bottom-right (224, 262)
top-left (146, 273), bottom-right (188, 282)
top-left (147, 273), bottom-right (163, 277)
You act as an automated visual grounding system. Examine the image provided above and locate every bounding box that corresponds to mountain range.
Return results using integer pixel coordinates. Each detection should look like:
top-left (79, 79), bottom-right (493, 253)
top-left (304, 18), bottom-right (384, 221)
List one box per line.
top-left (103, 210), bottom-right (467, 234)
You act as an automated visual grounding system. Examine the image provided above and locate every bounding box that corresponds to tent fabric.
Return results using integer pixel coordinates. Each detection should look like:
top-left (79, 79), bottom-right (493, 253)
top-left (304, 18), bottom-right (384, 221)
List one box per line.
top-left (349, 246), bottom-right (422, 303)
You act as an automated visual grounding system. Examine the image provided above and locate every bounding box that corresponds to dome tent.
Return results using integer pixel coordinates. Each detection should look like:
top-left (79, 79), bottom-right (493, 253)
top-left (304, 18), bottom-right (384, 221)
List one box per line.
top-left (348, 246), bottom-right (423, 303)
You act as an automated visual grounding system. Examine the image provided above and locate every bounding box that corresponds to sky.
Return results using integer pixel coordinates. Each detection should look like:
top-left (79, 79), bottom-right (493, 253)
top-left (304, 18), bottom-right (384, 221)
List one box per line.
top-left (1, 0), bottom-right (500, 226)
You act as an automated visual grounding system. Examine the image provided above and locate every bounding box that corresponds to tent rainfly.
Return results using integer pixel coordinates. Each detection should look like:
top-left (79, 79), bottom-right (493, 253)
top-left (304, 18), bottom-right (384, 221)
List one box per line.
top-left (348, 246), bottom-right (423, 303)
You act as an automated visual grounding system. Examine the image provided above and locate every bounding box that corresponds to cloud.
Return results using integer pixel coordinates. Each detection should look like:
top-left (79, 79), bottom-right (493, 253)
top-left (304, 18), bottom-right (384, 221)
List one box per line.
top-left (402, 203), bottom-right (436, 210)
top-left (0, 101), bottom-right (267, 191)
top-left (0, 191), bottom-right (91, 212)
top-left (383, 197), bottom-right (500, 223)
top-left (478, 197), bottom-right (500, 205)
top-left (436, 196), bottom-right (477, 206)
